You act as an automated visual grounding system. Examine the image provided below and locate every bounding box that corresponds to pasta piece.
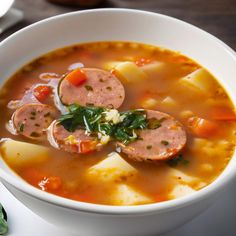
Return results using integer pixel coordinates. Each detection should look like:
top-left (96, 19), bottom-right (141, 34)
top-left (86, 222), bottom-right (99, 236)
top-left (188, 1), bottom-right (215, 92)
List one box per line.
top-left (140, 98), bottom-right (158, 109)
top-left (161, 96), bottom-right (176, 106)
top-left (114, 62), bottom-right (147, 82)
top-left (191, 138), bottom-right (231, 157)
top-left (179, 68), bottom-right (215, 94)
top-left (179, 110), bottom-right (194, 119)
top-left (111, 184), bottom-right (153, 205)
top-left (201, 163), bottom-right (214, 172)
top-left (0, 139), bottom-right (49, 167)
top-left (87, 152), bottom-right (137, 182)
top-left (169, 184), bottom-right (196, 199)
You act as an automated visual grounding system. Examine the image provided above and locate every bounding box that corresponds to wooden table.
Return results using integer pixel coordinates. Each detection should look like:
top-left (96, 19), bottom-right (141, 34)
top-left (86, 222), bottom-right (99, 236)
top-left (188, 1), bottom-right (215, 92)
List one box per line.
top-left (1, 0), bottom-right (236, 50)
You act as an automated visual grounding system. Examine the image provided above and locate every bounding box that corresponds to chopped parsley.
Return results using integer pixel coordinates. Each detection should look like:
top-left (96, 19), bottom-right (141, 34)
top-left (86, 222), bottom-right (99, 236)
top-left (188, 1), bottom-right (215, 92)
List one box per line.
top-left (30, 132), bottom-right (40, 137)
top-left (58, 104), bottom-right (151, 145)
top-left (161, 140), bottom-right (169, 146)
top-left (44, 112), bottom-right (51, 117)
top-left (167, 154), bottom-right (190, 167)
top-left (19, 123), bottom-right (24, 132)
top-left (146, 145), bottom-right (152, 150)
top-left (147, 117), bottom-right (166, 129)
top-left (85, 85), bottom-right (93, 91)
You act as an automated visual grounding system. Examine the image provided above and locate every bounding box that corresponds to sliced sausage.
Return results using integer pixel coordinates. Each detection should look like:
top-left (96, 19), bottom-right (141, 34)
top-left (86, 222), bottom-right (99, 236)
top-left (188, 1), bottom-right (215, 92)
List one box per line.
top-left (13, 103), bottom-right (59, 139)
top-left (59, 68), bottom-right (125, 108)
top-left (51, 122), bottom-right (100, 154)
top-left (117, 110), bottom-right (187, 161)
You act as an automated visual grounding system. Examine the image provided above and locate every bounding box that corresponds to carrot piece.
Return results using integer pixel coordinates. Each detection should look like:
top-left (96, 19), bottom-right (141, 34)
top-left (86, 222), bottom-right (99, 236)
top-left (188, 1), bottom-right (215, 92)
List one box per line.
top-left (135, 57), bottom-right (152, 67)
top-left (187, 116), bottom-right (219, 137)
top-left (22, 168), bottom-right (62, 191)
top-left (65, 68), bottom-right (87, 86)
top-left (33, 85), bottom-right (51, 102)
top-left (79, 140), bottom-right (98, 154)
top-left (211, 107), bottom-right (236, 121)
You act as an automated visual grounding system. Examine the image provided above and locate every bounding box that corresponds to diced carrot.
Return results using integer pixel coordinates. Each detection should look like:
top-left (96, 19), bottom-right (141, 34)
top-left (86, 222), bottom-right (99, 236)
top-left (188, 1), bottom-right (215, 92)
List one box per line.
top-left (33, 85), bottom-right (51, 102)
top-left (135, 57), bottom-right (152, 67)
top-left (65, 68), bottom-right (87, 86)
top-left (22, 168), bottom-right (62, 192)
top-left (211, 106), bottom-right (236, 121)
top-left (79, 140), bottom-right (98, 154)
top-left (187, 116), bottom-right (220, 138)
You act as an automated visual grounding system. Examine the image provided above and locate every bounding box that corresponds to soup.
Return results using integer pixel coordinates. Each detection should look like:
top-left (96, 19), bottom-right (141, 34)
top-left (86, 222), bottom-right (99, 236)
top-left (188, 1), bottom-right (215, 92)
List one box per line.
top-left (0, 42), bottom-right (235, 206)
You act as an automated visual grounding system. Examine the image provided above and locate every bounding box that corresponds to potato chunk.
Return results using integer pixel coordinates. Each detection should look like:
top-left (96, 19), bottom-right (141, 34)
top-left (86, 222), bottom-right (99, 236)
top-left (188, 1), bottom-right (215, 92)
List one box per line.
top-left (140, 62), bottom-right (165, 75)
top-left (169, 168), bottom-right (198, 184)
top-left (0, 139), bottom-right (49, 167)
top-left (103, 61), bottom-right (121, 71)
top-left (111, 184), bottom-right (153, 205)
top-left (179, 68), bottom-right (214, 93)
top-left (169, 184), bottom-right (196, 199)
top-left (87, 152), bottom-right (137, 182)
top-left (114, 62), bottom-right (147, 82)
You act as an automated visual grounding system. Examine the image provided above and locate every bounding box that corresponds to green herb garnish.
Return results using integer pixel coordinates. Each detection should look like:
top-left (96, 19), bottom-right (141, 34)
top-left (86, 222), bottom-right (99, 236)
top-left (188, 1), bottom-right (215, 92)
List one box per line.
top-left (44, 112), bottom-right (51, 117)
top-left (85, 85), bottom-right (93, 91)
top-left (19, 123), bottom-right (24, 132)
top-left (58, 104), bottom-right (148, 144)
top-left (147, 117), bottom-right (166, 129)
top-left (161, 140), bottom-right (169, 146)
top-left (167, 154), bottom-right (189, 167)
top-left (30, 132), bottom-right (40, 137)
top-left (0, 204), bottom-right (8, 235)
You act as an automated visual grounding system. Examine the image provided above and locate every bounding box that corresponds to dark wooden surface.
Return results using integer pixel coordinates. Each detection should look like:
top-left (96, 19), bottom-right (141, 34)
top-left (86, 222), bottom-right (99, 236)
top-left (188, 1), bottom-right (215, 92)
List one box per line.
top-left (1, 0), bottom-right (236, 50)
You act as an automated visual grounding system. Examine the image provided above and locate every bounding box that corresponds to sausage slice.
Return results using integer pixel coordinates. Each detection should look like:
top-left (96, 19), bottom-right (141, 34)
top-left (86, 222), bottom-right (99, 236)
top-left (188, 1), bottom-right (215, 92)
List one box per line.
top-left (51, 122), bottom-right (100, 154)
top-left (117, 110), bottom-right (186, 161)
top-left (59, 68), bottom-right (125, 108)
top-left (13, 103), bottom-right (59, 139)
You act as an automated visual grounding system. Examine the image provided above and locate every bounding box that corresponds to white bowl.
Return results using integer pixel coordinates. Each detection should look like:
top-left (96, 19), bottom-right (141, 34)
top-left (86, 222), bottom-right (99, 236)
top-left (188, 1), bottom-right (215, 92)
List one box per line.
top-left (0, 9), bottom-right (236, 236)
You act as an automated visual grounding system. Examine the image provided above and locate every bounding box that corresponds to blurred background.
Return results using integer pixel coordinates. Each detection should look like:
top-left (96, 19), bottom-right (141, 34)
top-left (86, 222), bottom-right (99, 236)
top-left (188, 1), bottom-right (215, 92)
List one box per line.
top-left (0, 0), bottom-right (236, 50)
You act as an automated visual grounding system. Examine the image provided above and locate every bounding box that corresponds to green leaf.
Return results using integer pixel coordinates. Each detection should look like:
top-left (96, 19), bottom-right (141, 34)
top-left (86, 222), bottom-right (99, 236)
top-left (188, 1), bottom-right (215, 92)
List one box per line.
top-left (167, 154), bottom-right (190, 167)
top-left (0, 204), bottom-right (8, 235)
top-left (58, 104), bottom-right (148, 145)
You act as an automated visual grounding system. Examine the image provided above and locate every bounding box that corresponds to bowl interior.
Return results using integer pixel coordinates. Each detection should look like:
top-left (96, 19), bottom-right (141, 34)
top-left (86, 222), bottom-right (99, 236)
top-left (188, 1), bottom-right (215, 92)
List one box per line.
top-left (0, 9), bottom-right (236, 213)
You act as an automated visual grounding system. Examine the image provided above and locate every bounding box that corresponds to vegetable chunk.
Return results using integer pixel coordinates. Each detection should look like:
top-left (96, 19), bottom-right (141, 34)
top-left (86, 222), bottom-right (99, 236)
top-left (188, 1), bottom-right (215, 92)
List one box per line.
top-left (0, 140), bottom-right (49, 167)
top-left (111, 184), bottom-right (153, 205)
top-left (169, 184), bottom-right (196, 199)
top-left (87, 152), bottom-right (137, 182)
top-left (114, 62), bottom-right (147, 82)
top-left (179, 68), bottom-right (214, 94)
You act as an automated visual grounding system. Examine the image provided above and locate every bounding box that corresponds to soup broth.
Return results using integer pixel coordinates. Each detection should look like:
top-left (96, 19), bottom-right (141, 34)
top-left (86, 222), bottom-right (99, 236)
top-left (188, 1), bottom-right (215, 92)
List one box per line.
top-left (0, 42), bottom-right (235, 205)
